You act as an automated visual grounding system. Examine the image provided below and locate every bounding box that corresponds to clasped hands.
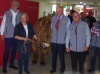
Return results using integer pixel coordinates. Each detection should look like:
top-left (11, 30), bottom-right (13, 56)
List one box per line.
top-left (23, 35), bottom-right (37, 42)
top-left (66, 46), bottom-right (89, 53)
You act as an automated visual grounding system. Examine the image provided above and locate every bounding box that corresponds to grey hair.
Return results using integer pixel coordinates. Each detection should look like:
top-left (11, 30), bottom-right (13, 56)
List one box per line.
top-left (10, 0), bottom-right (20, 7)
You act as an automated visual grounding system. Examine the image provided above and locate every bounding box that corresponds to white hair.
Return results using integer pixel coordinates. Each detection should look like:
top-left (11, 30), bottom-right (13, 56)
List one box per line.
top-left (10, 0), bottom-right (20, 7)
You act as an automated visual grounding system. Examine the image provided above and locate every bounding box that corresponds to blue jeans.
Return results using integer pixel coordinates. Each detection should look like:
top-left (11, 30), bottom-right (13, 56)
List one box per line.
top-left (3, 38), bottom-right (17, 69)
top-left (51, 43), bottom-right (65, 72)
top-left (90, 46), bottom-right (100, 70)
top-left (17, 43), bottom-right (31, 71)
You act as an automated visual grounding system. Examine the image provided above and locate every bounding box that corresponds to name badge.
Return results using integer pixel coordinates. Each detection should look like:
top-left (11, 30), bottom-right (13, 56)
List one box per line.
top-left (79, 26), bottom-right (84, 28)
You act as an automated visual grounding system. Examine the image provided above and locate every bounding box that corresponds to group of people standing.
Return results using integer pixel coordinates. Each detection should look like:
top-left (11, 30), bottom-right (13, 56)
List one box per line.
top-left (0, 0), bottom-right (100, 74)
top-left (50, 6), bottom-right (100, 74)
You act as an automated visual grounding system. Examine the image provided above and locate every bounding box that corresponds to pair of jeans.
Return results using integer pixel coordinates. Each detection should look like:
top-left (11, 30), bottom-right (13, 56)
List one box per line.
top-left (3, 38), bottom-right (17, 69)
top-left (70, 51), bottom-right (86, 74)
top-left (90, 46), bottom-right (100, 70)
top-left (51, 43), bottom-right (65, 72)
top-left (18, 43), bottom-right (31, 71)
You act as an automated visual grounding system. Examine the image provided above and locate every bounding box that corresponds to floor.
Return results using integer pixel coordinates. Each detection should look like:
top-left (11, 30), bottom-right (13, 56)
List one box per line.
top-left (0, 50), bottom-right (100, 74)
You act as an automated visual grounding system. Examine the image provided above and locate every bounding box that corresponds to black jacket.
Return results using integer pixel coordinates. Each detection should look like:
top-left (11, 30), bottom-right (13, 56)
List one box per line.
top-left (86, 16), bottom-right (96, 29)
top-left (14, 22), bottom-right (35, 45)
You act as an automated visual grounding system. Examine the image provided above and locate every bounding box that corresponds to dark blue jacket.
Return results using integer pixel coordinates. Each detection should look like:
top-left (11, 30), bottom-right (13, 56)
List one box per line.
top-left (14, 22), bottom-right (34, 47)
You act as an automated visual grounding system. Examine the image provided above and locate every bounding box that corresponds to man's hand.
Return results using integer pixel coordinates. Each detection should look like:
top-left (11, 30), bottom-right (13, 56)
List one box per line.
top-left (66, 48), bottom-right (70, 53)
top-left (84, 46), bottom-right (89, 52)
top-left (1, 35), bottom-right (4, 41)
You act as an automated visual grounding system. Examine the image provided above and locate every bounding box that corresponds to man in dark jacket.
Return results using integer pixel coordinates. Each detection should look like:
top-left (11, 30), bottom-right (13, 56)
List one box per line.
top-left (86, 10), bottom-right (96, 29)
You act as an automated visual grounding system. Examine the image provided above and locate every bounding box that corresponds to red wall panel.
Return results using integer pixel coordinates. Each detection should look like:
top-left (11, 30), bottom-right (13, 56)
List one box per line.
top-left (0, 0), bottom-right (39, 66)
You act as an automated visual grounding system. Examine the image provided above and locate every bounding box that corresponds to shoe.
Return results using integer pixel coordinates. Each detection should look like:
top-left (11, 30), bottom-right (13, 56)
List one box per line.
top-left (9, 65), bottom-right (18, 70)
top-left (87, 68), bottom-right (95, 72)
top-left (24, 70), bottom-right (30, 74)
top-left (2, 69), bottom-right (7, 73)
top-left (60, 72), bottom-right (64, 74)
top-left (49, 69), bottom-right (56, 73)
top-left (86, 50), bottom-right (90, 55)
top-left (19, 70), bottom-right (22, 74)
top-left (99, 68), bottom-right (100, 72)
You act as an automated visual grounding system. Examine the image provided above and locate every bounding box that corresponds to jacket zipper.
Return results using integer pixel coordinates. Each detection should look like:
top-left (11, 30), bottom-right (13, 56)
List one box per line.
top-left (56, 30), bottom-right (58, 43)
top-left (75, 25), bottom-right (77, 51)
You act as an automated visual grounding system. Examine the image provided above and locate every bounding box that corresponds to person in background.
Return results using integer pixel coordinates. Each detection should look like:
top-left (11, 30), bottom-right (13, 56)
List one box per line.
top-left (14, 12), bottom-right (37, 74)
top-left (51, 11), bottom-right (56, 17)
top-left (66, 11), bottom-right (91, 74)
top-left (80, 12), bottom-right (90, 55)
top-left (88, 18), bottom-right (100, 72)
top-left (68, 10), bottom-right (75, 23)
top-left (0, 0), bottom-right (20, 73)
top-left (80, 12), bottom-right (90, 25)
top-left (86, 10), bottom-right (96, 29)
top-left (50, 6), bottom-right (70, 74)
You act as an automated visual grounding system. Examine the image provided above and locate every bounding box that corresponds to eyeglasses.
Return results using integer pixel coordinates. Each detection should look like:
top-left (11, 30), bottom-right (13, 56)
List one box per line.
top-left (73, 16), bottom-right (79, 18)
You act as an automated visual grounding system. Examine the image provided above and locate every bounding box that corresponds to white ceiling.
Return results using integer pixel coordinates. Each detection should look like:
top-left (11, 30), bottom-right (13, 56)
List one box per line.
top-left (30, 0), bottom-right (100, 5)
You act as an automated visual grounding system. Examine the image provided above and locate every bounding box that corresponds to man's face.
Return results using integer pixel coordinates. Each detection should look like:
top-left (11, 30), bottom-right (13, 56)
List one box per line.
top-left (81, 12), bottom-right (85, 18)
top-left (11, 1), bottom-right (19, 11)
top-left (73, 12), bottom-right (80, 23)
top-left (56, 6), bottom-right (63, 17)
top-left (88, 11), bottom-right (93, 16)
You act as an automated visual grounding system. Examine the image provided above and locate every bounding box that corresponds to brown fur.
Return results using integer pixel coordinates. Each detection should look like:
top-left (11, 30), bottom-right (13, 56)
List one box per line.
top-left (32, 15), bottom-right (52, 66)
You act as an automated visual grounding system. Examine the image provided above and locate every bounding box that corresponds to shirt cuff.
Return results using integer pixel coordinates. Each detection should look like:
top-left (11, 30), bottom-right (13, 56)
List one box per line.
top-left (1, 32), bottom-right (4, 35)
top-left (86, 44), bottom-right (89, 47)
top-left (66, 44), bottom-right (69, 48)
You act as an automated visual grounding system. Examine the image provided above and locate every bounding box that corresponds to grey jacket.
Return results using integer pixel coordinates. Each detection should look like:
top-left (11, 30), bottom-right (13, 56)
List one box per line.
top-left (51, 14), bottom-right (69, 44)
top-left (91, 22), bottom-right (100, 48)
top-left (66, 20), bottom-right (91, 52)
top-left (4, 10), bottom-right (20, 38)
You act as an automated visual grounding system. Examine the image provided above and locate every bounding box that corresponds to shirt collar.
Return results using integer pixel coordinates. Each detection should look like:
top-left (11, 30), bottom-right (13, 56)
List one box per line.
top-left (10, 9), bottom-right (19, 14)
top-left (72, 19), bottom-right (81, 25)
top-left (57, 14), bottom-right (64, 20)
